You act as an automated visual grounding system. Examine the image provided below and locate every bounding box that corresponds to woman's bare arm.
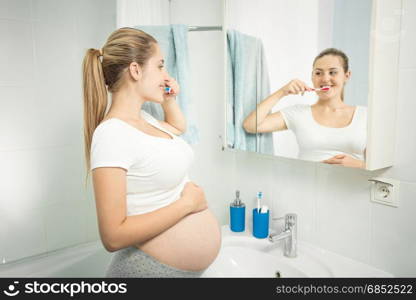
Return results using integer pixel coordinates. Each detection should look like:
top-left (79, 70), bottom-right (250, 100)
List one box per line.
top-left (243, 79), bottom-right (311, 133)
top-left (243, 90), bottom-right (288, 133)
top-left (160, 99), bottom-right (186, 135)
top-left (160, 77), bottom-right (186, 134)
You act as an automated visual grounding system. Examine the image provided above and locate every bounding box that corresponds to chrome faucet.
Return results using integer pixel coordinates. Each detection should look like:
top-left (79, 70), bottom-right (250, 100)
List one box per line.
top-left (268, 213), bottom-right (297, 258)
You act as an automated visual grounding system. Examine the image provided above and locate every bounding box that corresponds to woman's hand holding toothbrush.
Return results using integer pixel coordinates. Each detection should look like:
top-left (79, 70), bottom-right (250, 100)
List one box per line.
top-left (278, 79), bottom-right (330, 96)
top-left (163, 77), bottom-right (180, 102)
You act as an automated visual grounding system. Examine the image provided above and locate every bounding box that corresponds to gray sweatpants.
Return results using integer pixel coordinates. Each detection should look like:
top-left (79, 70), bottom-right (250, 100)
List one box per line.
top-left (105, 247), bottom-right (204, 278)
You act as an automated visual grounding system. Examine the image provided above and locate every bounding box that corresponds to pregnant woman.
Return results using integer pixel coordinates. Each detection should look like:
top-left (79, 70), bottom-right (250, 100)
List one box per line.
top-left (82, 27), bottom-right (221, 277)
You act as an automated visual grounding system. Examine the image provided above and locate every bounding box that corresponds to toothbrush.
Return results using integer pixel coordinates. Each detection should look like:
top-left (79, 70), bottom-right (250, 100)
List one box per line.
top-left (164, 86), bottom-right (172, 94)
top-left (309, 86), bottom-right (331, 92)
top-left (256, 191), bottom-right (263, 213)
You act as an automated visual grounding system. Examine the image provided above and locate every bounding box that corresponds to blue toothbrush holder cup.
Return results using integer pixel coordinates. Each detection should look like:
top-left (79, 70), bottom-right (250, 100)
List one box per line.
top-left (252, 208), bottom-right (269, 239)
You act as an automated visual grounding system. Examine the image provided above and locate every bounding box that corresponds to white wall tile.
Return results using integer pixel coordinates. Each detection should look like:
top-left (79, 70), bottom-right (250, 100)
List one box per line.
top-left (314, 164), bottom-right (373, 263)
top-left (272, 159), bottom-right (317, 243)
top-left (117, 0), bottom-right (170, 27)
top-left (0, 82), bottom-right (83, 151)
top-left (1, 148), bottom-right (50, 213)
top-left (31, 0), bottom-right (80, 138)
top-left (0, 0), bottom-right (32, 20)
top-left (31, 0), bottom-right (80, 23)
top-left (0, 143), bottom-right (88, 261)
top-left (0, 19), bottom-right (34, 83)
top-left (270, 158), bottom-right (295, 220)
top-left (0, 85), bottom-right (36, 150)
top-left (170, 0), bottom-right (223, 26)
top-left (0, 145), bottom-right (87, 215)
top-left (370, 181), bottom-right (416, 276)
top-left (44, 200), bottom-right (88, 251)
top-left (30, 15), bottom-right (81, 147)
top-left (235, 152), bottom-right (275, 208)
top-left (0, 4), bottom-right (85, 150)
top-left (75, 0), bottom-right (116, 50)
top-left (0, 208), bottom-right (47, 263)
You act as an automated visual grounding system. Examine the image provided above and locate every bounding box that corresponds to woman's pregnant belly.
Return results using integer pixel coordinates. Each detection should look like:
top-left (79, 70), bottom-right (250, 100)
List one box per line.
top-left (136, 209), bottom-right (221, 271)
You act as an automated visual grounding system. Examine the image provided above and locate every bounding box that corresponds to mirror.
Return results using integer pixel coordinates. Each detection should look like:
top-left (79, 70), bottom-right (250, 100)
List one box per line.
top-left (225, 0), bottom-right (373, 169)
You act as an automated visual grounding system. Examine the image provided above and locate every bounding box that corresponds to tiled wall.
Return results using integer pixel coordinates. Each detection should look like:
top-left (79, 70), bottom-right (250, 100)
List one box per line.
top-left (0, 0), bottom-right (116, 263)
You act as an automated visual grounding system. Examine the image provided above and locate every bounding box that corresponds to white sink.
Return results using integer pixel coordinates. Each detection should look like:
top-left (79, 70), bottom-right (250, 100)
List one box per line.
top-left (202, 226), bottom-right (392, 278)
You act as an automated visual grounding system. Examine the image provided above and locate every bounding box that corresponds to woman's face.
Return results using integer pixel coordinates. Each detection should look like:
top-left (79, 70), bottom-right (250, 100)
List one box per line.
top-left (311, 55), bottom-right (350, 100)
top-left (138, 43), bottom-right (170, 103)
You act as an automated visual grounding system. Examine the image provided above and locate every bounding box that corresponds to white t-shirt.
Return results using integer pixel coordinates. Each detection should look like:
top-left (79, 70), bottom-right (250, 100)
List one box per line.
top-left (280, 104), bottom-right (367, 162)
top-left (90, 110), bottom-right (194, 216)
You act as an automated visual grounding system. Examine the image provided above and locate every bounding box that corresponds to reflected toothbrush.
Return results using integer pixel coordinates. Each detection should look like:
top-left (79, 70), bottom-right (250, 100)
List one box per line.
top-left (309, 86), bottom-right (331, 92)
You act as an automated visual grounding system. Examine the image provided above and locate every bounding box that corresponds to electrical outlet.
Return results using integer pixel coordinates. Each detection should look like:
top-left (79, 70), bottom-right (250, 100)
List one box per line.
top-left (369, 177), bottom-right (400, 207)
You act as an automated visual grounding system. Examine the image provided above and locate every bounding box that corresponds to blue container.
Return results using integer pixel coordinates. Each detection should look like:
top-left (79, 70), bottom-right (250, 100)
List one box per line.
top-left (230, 205), bottom-right (245, 232)
top-left (252, 208), bottom-right (269, 238)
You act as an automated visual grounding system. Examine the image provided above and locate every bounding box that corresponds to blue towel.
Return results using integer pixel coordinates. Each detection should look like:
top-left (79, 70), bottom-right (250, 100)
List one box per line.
top-left (227, 30), bottom-right (274, 154)
top-left (134, 24), bottom-right (199, 144)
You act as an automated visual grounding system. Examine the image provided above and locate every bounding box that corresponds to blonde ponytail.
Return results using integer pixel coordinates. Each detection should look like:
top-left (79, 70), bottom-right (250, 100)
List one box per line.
top-left (82, 48), bottom-right (108, 183)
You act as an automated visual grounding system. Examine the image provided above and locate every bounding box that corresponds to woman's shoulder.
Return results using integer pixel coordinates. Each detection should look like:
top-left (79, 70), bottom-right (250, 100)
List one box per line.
top-left (94, 118), bottom-right (123, 134)
top-left (92, 118), bottom-right (132, 143)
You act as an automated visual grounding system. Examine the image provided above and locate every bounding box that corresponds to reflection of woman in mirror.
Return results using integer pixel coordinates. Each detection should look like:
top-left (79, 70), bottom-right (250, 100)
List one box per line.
top-left (83, 28), bottom-right (220, 277)
top-left (243, 48), bottom-right (366, 168)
